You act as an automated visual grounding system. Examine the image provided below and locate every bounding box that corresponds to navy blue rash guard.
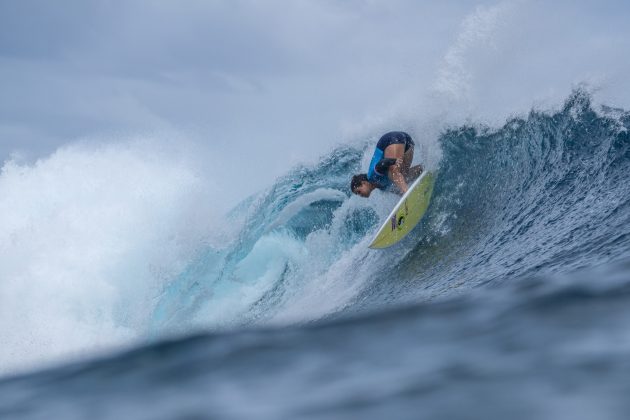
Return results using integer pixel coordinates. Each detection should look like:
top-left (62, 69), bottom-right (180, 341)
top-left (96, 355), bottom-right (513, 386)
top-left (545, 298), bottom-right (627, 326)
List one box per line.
top-left (367, 132), bottom-right (414, 189)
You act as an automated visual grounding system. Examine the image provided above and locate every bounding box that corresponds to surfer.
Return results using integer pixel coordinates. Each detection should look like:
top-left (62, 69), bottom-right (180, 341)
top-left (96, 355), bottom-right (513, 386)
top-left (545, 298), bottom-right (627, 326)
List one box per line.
top-left (351, 131), bottom-right (423, 197)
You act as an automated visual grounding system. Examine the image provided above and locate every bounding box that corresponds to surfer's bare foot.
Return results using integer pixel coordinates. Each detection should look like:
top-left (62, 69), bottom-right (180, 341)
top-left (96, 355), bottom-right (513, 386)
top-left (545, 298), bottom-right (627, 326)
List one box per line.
top-left (406, 164), bottom-right (423, 182)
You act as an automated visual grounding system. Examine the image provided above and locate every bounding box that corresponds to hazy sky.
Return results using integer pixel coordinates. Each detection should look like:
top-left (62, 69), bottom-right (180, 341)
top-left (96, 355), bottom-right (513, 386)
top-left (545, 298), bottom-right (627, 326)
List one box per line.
top-left (1, 0), bottom-right (630, 194)
top-left (0, 1), bottom-right (451, 158)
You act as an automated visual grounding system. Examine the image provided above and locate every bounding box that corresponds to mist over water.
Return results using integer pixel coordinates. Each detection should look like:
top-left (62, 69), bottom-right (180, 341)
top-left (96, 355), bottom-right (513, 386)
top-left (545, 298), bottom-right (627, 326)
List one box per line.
top-left (0, 140), bottom-right (215, 373)
top-left (1, 1), bottom-right (630, 418)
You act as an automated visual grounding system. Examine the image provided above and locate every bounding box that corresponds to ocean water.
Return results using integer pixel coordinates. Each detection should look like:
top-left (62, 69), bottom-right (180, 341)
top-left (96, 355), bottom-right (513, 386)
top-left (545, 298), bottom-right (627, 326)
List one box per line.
top-left (1, 91), bottom-right (630, 419)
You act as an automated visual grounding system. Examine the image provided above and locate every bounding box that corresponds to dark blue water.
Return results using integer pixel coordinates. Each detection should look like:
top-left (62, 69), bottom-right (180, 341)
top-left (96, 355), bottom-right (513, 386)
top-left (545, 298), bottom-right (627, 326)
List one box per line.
top-left (1, 91), bottom-right (630, 419)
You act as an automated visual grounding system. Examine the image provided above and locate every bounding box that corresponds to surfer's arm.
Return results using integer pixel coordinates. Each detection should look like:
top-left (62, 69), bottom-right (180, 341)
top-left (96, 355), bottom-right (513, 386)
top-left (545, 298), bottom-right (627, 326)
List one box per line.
top-left (383, 143), bottom-right (409, 194)
top-left (388, 159), bottom-right (409, 194)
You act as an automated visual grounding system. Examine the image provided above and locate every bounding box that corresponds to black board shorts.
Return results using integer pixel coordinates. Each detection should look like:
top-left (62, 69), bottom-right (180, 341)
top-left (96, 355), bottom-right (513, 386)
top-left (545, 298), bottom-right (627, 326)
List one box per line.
top-left (376, 131), bottom-right (414, 152)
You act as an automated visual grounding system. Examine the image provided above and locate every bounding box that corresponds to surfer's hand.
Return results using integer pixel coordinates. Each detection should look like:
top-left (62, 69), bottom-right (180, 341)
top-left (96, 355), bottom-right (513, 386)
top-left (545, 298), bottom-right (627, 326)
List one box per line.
top-left (397, 180), bottom-right (409, 194)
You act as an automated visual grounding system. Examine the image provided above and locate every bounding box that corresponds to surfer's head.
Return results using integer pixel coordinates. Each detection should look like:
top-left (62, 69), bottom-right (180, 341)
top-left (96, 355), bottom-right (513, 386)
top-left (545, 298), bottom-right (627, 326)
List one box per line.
top-left (351, 174), bottom-right (376, 198)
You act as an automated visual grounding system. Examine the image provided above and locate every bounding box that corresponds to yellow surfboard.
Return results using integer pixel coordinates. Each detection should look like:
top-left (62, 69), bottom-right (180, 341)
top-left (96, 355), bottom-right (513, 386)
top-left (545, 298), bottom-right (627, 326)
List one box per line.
top-left (368, 171), bottom-right (436, 249)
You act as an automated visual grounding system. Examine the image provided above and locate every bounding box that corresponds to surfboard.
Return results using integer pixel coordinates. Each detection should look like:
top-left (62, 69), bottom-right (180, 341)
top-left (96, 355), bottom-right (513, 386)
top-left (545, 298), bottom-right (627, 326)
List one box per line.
top-left (368, 171), bottom-right (436, 249)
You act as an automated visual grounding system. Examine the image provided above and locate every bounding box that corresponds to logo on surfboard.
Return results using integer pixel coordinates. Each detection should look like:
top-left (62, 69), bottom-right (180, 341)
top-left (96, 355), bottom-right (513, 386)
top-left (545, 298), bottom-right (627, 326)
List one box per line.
top-left (391, 200), bottom-right (409, 231)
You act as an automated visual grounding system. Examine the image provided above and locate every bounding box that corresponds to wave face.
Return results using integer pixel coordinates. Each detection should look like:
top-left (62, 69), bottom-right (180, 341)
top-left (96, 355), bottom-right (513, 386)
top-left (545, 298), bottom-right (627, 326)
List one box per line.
top-left (389, 90), bottom-right (630, 298)
top-left (2, 91), bottom-right (630, 419)
top-left (153, 91), bottom-right (630, 333)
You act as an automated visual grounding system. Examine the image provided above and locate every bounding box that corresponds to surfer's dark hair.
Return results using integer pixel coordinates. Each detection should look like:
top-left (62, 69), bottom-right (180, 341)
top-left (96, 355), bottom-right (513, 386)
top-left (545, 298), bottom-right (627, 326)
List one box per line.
top-left (351, 174), bottom-right (369, 192)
